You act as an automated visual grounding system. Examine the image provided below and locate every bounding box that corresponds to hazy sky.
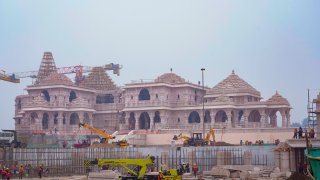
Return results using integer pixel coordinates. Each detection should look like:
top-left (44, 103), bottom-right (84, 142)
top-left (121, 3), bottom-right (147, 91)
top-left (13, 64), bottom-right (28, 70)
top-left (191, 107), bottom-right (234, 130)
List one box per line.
top-left (1, 1), bottom-right (320, 129)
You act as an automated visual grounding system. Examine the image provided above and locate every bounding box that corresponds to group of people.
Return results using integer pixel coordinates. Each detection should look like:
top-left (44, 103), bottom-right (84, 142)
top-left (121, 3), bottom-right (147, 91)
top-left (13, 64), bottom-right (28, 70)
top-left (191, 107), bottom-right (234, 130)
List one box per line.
top-left (0, 163), bottom-right (46, 179)
top-left (293, 127), bottom-right (315, 139)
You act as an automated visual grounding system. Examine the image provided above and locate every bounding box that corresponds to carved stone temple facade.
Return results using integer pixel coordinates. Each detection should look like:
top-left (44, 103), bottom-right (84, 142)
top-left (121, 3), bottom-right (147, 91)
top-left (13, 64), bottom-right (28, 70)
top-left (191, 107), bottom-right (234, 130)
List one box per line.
top-left (14, 52), bottom-right (292, 135)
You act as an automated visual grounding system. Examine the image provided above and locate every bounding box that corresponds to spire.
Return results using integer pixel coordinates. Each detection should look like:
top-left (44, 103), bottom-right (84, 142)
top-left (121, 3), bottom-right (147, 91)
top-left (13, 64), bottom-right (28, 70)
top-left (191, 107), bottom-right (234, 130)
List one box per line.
top-left (35, 52), bottom-right (57, 84)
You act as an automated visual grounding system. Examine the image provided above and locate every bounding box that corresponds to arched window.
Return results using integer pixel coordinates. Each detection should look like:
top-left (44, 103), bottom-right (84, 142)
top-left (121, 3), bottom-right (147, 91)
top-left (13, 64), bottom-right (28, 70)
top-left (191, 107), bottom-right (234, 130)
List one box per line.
top-left (248, 110), bottom-right (261, 122)
top-left (188, 111), bottom-right (200, 123)
top-left (30, 112), bottom-right (38, 124)
top-left (41, 90), bottom-right (50, 102)
top-left (215, 110), bottom-right (227, 123)
top-left (42, 113), bottom-right (49, 129)
top-left (139, 112), bottom-right (150, 129)
top-left (69, 91), bottom-right (77, 102)
top-left (62, 113), bottom-right (66, 125)
top-left (139, 89), bottom-right (150, 101)
top-left (70, 113), bottom-right (79, 125)
top-left (154, 111), bottom-right (161, 123)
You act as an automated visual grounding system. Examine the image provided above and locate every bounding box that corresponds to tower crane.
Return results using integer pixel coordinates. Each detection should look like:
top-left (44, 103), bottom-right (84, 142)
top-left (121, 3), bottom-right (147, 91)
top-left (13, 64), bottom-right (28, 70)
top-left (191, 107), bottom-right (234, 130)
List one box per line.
top-left (0, 70), bottom-right (20, 83)
top-left (2, 63), bottom-right (122, 84)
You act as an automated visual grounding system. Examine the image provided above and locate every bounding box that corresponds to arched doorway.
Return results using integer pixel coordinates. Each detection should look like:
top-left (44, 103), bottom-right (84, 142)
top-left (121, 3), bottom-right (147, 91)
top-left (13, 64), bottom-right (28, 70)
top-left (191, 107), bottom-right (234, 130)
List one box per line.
top-left (129, 112), bottom-right (136, 130)
top-left (139, 89), bottom-right (150, 100)
top-left (30, 112), bottom-right (38, 124)
top-left (41, 90), bottom-right (50, 102)
top-left (188, 111), bottom-right (200, 123)
top-left (248, 110), bottom-right (261, 122)
top-left (154, 111), bottom-right (161, 123)
top-left (215, 110), bottom-right (227, 123)
top-left (69, 91), bottom-right (77, 102)
top-left (269, 110), bottom-right (282, 127)
top-left (70, 113), bottom-right (79, 125)
top-left (42, 113), bottom-right (49, 129)
top-left (139, 112), bottom-right (150, 129)
top-left (204, 110), bottom-right (211, 123)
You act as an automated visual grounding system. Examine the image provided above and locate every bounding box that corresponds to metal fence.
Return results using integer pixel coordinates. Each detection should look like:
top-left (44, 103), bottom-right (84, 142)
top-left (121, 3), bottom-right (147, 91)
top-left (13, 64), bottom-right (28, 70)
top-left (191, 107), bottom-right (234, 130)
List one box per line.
top-left (0, 146), bottom-right (269, 177)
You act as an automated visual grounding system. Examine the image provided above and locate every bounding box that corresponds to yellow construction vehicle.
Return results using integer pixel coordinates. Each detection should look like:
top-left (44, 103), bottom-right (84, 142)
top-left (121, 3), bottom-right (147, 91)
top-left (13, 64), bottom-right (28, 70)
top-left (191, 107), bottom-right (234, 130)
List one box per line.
top-left (204, 128), bottom-right (215, 145)
top-left (173, 132), bottom-right (207, 146)
top-left (79, 123), bottom-right (128, 147)
top-left (84, 156), bottom-right (182, 180)
top-left (0, 70), bottom-right (20, 83)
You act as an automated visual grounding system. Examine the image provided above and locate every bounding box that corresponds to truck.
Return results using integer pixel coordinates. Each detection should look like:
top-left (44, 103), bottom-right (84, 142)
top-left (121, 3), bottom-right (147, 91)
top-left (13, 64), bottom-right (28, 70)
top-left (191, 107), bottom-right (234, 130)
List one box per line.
top-left (0, 130), bottom-right (26, 148)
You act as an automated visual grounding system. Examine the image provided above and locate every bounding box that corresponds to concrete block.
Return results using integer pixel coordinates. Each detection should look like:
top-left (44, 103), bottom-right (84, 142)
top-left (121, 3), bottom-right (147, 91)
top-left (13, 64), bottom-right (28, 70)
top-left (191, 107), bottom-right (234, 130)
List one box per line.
top-left (239, 171), bottom-right (249, 180)
top-left (270, 172), bottom-right (285, 178)
top-left (230, 171), bottom-right (240, 178)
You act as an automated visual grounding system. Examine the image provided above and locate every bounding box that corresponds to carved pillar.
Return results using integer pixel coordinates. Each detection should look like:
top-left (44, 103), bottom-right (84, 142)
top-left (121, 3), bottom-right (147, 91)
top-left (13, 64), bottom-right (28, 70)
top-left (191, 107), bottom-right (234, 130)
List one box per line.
top-left (259, 109), bottom-right (266, 128)
top-left (78, 112), bottom-right (84, 124)
top-left (36, 112), bottom-right (43, 130)
top-left (243, 110), bottom-right (249, 128)
top-left (286, 110), bottom-right (291, 128)
top-left (281, 110), bottom-right (287, 128)
top-left (226, 110), bottom-right (232, 128)
top-left (233, 110), bottom-right (238, 128)
top-left (135, 112), bottom-right (140, 130)
top-left (149, 111), bottom-right (155, 130)
top-left (210, 110), bottom-right (216, 128)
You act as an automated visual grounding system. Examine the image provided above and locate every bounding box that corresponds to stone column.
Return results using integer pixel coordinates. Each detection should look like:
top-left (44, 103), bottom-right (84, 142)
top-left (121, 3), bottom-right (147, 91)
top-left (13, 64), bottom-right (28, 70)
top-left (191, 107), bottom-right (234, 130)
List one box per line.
top-left (135, 112), bottom-right (140, 130)
top-left (150, 111), bottom-right (155, 130)
top-left (78, 112), bottom-right (84, 123)
top-left (281, 110), bottom-right (287, 128)
top-left (210, 110), bottom-right (216, 128)
top-left (57, 112), bottom-right (64, 134)
top-left (243, 110), bottom-right (249, 128)
top-left (286, 111), bottom-right (291, 128)
top-left (259, 109), bottom-right (266, 128)
top-left (37, 112), bottom-right (43, 130)
top-left (226, 110), bottom-right (232, 128)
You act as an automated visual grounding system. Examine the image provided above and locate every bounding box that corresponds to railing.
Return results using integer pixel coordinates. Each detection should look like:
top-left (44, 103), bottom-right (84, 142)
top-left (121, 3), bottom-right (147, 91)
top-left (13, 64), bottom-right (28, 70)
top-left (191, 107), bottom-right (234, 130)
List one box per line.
top-left (125, 100), bottom-right (200, 108)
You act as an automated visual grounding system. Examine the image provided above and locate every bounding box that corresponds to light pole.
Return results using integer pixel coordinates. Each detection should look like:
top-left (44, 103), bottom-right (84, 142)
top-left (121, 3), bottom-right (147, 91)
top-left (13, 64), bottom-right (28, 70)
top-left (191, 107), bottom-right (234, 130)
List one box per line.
top-left (201, 68), bottom-right (205, 137)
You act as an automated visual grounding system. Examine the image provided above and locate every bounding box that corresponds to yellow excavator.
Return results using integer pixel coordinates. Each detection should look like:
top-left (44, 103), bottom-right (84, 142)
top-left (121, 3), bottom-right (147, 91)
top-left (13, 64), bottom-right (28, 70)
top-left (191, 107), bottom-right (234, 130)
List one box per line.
top-left (84, 156), bottom-right (182, 180)
top-left (173, 128), bottom-right (215, 147)
top-left (78, 123), bottom-right (128, 147)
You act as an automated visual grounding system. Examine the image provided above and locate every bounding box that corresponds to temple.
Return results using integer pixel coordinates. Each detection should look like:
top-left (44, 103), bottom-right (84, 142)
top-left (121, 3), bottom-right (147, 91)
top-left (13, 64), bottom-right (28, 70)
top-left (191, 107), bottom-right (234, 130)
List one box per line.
top-left (14, 52), bottom-right (291, 138)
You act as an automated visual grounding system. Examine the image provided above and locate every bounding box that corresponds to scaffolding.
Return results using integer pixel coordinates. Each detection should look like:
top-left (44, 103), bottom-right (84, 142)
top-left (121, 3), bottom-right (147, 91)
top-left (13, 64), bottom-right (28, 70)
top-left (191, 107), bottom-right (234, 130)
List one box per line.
top-left (307, 89), bottom-right (317, 129)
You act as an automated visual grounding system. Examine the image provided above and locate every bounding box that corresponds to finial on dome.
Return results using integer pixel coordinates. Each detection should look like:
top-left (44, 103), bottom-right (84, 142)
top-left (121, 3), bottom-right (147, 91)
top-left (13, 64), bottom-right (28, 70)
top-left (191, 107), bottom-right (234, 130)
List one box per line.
top-left (170, 68), bottom-right (173, 73)
top-left (276, 90), bottom-right (279, 95)
top-left (232, 70), bottom-right (235, 74)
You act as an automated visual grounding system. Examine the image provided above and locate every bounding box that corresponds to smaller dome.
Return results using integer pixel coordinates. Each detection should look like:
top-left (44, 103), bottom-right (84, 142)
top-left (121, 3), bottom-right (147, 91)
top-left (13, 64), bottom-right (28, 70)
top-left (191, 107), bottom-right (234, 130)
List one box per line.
top-left (155, 73), bottom-right (186, 84)
top-left (38, 72), bottom-right (73, 86)
top-left (266, 91), bottom-right (290, 106)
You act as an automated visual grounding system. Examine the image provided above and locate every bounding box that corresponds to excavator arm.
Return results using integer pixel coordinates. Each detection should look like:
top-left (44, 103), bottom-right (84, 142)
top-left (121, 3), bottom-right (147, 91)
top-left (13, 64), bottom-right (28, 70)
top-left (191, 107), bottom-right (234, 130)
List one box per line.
top-left (85, 156), bottom-right (155, 179)
top-left (79, 123), bottom-right (114, 140)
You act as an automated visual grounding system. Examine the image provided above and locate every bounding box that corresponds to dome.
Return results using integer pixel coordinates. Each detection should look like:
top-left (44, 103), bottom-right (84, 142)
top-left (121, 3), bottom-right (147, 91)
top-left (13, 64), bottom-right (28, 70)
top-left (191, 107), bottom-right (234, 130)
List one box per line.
top-left (80, 67), bottom-right (117, 90)
top-left (155, 73), bottom-right (186, 84)
top-left (38, 72), bottom-right (73, 86)
top-left (266, 91), bottom-right (290, 106)
top-left (208, 70), bottom-right (261, 97)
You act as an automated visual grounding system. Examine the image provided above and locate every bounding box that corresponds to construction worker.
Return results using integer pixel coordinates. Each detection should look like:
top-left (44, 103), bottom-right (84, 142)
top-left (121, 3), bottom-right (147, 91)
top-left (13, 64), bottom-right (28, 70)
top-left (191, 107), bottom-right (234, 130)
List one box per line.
top-left (18, 165), bottom-right (24, 179)
top-left (158, 170), bottom-right (163, 180)
top-left (38, 164), bottom-right (44, 179)
top-left (5, 168), bottom-right (10, 180)
top-left (293, 128), bottom-right (298, 139)
top-left (192, 163), bottom-right (198, 178)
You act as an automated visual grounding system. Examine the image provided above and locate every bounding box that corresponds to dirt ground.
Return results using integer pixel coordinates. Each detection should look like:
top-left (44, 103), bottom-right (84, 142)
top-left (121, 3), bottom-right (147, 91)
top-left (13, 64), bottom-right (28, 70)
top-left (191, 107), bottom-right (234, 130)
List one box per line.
top-left (15, 175), bottom-right (87, 180)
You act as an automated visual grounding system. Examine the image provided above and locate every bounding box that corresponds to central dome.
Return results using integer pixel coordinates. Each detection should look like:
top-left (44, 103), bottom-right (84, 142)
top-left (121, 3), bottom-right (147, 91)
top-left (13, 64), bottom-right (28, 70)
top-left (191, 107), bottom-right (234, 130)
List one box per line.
top-left (208, 71), bottom-right (261, 97)
top-left (155, 73), bottom-right (186, 84)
